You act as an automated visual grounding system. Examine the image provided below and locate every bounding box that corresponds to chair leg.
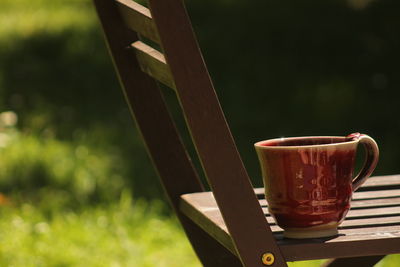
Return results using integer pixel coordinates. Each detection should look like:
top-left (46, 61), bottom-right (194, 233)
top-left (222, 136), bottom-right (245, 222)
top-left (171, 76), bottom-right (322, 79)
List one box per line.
top-left (321, 255), bottom-right (385, 267)
top-left (180, 215), bottom-right (244, 267)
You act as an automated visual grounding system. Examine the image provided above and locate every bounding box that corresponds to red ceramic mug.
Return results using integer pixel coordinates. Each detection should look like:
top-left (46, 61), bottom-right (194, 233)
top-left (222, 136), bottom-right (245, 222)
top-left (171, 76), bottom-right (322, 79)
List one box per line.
top-left (254, 133), bottom-right (379, 239)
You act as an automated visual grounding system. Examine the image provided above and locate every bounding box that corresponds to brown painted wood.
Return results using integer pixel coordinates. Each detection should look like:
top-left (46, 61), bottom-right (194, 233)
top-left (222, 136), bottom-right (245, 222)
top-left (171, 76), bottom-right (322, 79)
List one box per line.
top-left (180, 178), bottom-right (400, 261)
top-left (92, 1), bottom-right (242, 266)
top-left (339, 215), bottom-right (400, 228)
top-left (346, 206), bottom-right (400, 218)
top-left (356, 174), bottom-right (400, 191)
top-left (354, 174), bottom-right (400, 187)
top-left (322, 255), bottom-right (385, 267)
top-left (148, 0), bottom-right (287, 266)
top-left (131, 41), bottom-right (176, 89)
top-left (350, 197), bottom-right (400, 208)
top-left (353, 189), bottom-right (400, 200)
top-left (180, 216), bottom-right (244, 266)
top-left (115, 0), bottom-right (160, 44)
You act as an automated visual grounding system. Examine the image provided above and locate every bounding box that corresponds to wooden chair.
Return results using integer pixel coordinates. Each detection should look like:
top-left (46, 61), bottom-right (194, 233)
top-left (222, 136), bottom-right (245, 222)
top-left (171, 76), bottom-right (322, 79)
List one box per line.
top-left (92, 0), bottom-right (400, 266)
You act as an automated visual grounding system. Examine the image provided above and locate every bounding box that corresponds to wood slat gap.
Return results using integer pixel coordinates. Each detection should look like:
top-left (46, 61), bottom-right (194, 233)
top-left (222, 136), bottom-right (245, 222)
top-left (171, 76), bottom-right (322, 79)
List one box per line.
top-left (115, 0), bottom-right (161, 44)
top-left (131, 41), bottom-right (176, 90)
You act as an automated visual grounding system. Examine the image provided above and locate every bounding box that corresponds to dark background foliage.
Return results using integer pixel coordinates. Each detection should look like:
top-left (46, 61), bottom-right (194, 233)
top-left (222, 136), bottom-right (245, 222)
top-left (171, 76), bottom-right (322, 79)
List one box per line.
top-left (2, 0), bottom-right (399, 201)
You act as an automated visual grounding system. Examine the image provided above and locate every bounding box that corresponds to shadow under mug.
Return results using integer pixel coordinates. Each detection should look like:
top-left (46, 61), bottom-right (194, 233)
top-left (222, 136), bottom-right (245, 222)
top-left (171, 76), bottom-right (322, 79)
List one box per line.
top-left (254, 133), bottom-right (379, 239)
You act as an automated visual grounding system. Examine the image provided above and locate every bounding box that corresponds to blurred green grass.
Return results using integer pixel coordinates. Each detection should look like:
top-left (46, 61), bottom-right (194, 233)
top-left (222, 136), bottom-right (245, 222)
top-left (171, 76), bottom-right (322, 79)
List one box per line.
top-left (0, 0), bottom-right (399, 266)
top-left (0, 0), bottom-right (94, 35)
top-left (0, 132), bottom-right (127, 207)
top-left (0, 195), bottom-right (199, 266)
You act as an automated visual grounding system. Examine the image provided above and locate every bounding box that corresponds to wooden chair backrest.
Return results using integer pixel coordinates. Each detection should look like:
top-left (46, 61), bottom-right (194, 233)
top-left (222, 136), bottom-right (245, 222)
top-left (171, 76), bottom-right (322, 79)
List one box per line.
top-left (93, 0), bottom-right (286, 266)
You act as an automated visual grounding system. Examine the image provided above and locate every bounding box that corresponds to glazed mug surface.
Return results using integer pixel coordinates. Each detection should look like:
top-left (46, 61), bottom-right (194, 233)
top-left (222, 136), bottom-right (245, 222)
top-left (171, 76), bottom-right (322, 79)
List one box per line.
top-left (254, 133), bottom-right (379, 239)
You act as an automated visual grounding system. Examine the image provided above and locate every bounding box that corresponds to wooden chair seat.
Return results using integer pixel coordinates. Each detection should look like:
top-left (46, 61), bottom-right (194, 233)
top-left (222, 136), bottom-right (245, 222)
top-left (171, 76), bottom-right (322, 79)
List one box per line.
top-left (180, 175), bottom-right (400, 261)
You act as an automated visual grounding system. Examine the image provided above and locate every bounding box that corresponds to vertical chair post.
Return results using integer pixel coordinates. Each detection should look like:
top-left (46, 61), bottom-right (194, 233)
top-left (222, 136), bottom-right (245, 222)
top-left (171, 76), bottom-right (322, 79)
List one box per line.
top-left (148, 0), bottom-right (287, 266)
top-left (92, 0), bottom-right (243, 266)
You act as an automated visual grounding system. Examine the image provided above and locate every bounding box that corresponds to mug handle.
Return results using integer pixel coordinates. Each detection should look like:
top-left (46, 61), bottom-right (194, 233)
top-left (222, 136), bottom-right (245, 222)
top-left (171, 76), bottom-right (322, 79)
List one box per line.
top-left (347, 133), bottom-right (379, 191)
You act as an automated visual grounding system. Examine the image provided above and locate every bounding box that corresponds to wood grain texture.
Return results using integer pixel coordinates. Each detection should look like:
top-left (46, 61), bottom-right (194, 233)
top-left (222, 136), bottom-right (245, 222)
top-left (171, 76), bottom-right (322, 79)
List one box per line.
top-left (180, 175), bottom-right (400, 261)
top-left (92, 1), bottom-right (242, 266)
top-left (353, 189), bottom-right (400, 199)
top-left (356, 174), bottom-right (400, 191)
top-left (148, 0), bottom-right (287, 266)
top-left (131, 41), bottom-right (176, 89)
top-left (115, 0), bottom-right (160, 43)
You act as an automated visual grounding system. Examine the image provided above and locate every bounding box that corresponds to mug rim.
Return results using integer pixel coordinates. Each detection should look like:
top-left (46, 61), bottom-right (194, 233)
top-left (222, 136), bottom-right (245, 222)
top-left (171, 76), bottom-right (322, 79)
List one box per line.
top-left (254, 136), bottom-right (358, 149)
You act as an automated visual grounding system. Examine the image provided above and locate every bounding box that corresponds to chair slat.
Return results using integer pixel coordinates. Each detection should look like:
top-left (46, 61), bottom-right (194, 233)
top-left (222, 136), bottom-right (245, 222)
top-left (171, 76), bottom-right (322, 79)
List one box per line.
top-left (347, 206), bottom-right (400, 219)
top-left (351, 197), bottom-right (400, 208)
top-left (115, 0), bottom-right (160, 44)
top-left (339, 215), bottom-right (400, 228)
top-left (353, 189), bottom-right (400, 200)
top-left (357, 175), bottom-right (400, 191)
top-left (131, 41), bottom-right (176, 90)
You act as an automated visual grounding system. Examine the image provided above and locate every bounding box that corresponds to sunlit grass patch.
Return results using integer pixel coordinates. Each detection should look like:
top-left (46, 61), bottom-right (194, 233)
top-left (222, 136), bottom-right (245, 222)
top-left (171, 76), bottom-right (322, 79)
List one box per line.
top-left (0, 196), bottom-right (200, 267)
top-left (0, 0), bottom-right (96, 39)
